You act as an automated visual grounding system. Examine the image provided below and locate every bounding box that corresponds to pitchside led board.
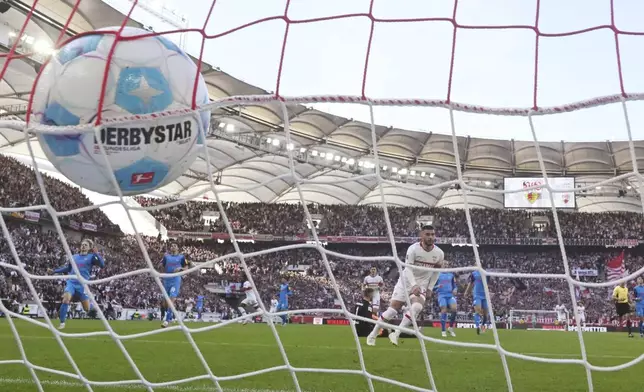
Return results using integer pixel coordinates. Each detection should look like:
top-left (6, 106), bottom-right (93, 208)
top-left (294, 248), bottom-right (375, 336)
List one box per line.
top-left (503, 177), bottom-right (576, 209)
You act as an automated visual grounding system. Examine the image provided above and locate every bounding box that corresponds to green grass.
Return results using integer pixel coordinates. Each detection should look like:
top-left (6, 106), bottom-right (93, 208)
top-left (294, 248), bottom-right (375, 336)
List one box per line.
top-left (0, 319), bottom-right (642, 392)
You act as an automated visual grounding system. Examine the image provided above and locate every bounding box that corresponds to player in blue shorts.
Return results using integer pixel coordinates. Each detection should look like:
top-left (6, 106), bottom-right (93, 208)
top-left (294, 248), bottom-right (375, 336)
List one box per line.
top-left (634, 276), bottom-right (644, 338)
top-left (465, 270), bottom-right (490, 335)
top-left (47, 239), bottom-right (105, 330)
top-left (160, 243), bottom-right (190, 328)
top-left (277, 277), bottom-right (292, 326)
top-left (435, 271), bottom-right (458, 337)
top-left (196, 295), bottom-right (205, 321)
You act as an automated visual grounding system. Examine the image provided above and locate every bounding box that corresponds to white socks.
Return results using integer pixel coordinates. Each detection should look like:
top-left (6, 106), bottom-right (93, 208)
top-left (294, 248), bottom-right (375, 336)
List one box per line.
top-left (396, 302), bottom-right (423, 332)
top-left (368, 307), bottom-right (398, 337)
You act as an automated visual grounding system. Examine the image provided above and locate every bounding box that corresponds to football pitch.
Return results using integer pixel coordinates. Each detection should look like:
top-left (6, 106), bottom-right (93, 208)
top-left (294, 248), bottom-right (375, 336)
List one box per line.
top-left (0, 320), bottom-right (641, 392)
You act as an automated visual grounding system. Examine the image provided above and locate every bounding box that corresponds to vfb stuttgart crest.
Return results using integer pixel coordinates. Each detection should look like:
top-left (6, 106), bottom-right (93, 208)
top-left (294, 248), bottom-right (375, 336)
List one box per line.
top-left (562, 193), bottom-right (570, 205)
top-left (523, 180), bottom-right (543, 204)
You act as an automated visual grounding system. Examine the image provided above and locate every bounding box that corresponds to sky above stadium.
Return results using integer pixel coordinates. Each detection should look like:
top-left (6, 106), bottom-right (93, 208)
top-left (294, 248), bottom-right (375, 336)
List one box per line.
top-left (103, 0), bottom-right (644, 143)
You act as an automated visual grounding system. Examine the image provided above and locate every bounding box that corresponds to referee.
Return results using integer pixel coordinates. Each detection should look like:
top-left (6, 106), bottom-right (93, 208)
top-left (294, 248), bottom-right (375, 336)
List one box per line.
top-left (354, 288), bottom-right (377, 337)
top-left (612, 282), bottom-right (633, 338)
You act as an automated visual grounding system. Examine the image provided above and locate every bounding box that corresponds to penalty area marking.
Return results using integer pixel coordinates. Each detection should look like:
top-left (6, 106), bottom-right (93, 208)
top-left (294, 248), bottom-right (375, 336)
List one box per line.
top-left (0, 378), bottom-right (298, 392)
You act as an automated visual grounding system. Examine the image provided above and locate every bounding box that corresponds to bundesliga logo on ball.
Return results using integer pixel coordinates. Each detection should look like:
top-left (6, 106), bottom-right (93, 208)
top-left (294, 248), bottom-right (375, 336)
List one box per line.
top-left (31, 27), bottom-right (210, 196)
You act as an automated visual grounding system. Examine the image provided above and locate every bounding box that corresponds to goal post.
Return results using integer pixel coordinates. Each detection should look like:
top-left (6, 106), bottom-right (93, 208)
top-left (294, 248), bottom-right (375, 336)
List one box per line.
top-left (2, 0), bottom-right (644, 391)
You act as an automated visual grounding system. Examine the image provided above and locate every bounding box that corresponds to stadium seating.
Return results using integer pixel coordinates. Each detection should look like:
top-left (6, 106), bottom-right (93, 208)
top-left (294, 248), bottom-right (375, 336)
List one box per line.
top-left (0, 155), bottom-right (641, 324)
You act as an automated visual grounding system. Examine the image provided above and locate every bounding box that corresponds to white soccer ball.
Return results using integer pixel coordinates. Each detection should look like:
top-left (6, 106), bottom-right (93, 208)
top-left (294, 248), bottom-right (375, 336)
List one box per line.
top-left (32, 27), bottom-right (210, 196)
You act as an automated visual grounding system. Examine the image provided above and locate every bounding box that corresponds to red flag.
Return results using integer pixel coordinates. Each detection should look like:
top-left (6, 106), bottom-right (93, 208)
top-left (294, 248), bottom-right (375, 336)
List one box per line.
top-left (606, 250), bottom-right (625, 281)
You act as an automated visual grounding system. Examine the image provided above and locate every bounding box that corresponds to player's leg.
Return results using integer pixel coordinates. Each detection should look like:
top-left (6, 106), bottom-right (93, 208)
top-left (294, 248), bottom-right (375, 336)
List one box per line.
top-left (480, 299), bottom-right (490, 332)
top-left (238, 298), bottom-right (249, 318)
top-left (447, 297), bottom-right (457, 337)
top-left (58, 283), bottom-right (75, 329)
top-left (371, 292), bottom-right (380, 317)
top-left (638, 313), bottom-right (644, 337)
top-left (277, 302), bottom-right (288, 326)
top-left (439, 297), bottom-right (448, 336)
top-left (388, 295), bottom-right (425, 345)
top-left (162, 278), bottom-right (180, 327)
top-left (625, 311), bottom-right (633, 337)
top-left (366, 284), bottom-right (404, 345)
top-left (473, 298), bottom-right (482, 334)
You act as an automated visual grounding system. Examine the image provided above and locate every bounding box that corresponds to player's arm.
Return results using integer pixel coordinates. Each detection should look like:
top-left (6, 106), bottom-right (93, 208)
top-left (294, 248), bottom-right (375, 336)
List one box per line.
top-left (452, 276), bottom-right (458, 296)
top-left (158, 256), bottom-right (167, 271)
top-left (403, 247), bottom-right (419, 291)
top-left (48, 263), bottom-right (71, 275)
top-left (287, 286), bottom-right (293, 296)
top-left (91, 250), bottom-right (105, 268)
top-left (181, 255), bottom-right (192, 271)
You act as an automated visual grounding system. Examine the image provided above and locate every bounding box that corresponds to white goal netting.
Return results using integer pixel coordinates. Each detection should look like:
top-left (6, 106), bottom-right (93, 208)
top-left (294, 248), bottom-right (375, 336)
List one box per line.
top-left (1, 1), bottom-right (644, 392)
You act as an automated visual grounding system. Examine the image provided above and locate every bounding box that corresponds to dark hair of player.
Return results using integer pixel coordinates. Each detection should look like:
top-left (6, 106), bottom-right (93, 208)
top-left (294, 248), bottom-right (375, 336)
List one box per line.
top-left (420, 225), bottom-right (434, 231)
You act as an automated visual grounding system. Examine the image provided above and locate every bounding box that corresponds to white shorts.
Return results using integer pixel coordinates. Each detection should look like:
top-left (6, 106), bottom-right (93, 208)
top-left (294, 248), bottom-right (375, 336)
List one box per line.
top-left (241, 297), bottom-right (258, 308)
top-left (578, 315), bottom-right (585, 323)
top-left (557, 314), bottom-right (567, 323)
top-left (186, 305), bottom-right (193, 313)
top-left (371, 292), bottom-right (381, 309)
top-left (391, 282), bottom-right (426, 303)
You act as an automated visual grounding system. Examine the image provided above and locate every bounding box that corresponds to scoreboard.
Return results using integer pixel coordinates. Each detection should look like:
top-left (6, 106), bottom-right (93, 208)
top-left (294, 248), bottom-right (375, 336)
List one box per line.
top-left (503, 177), bottom-right (575, 209)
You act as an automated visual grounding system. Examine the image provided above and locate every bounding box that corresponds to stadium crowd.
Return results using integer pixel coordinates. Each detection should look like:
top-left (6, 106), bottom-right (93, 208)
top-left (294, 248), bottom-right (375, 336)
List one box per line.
top-left (0, 156), bottom-right (117, 232)
top-left (1, 219), bottom-right (641, 324)
top-left (135, 197), bottom-right (643, 240)
top-left (0, 154), bottom-right (642, 325)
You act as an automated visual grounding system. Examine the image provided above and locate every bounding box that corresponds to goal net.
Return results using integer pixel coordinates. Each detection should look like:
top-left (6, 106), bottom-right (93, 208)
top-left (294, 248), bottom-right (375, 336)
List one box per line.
top-left (1, 0), bottom-right (644, 392)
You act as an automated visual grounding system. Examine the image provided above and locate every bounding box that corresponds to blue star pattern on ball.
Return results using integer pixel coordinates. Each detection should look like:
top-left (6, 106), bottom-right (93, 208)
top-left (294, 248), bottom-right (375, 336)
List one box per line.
top-left (156, 36), bottom-right (187, 58)
top-left (41, 102), bottom-right (83, 157)
top-left (56, 35), bottom-right (103, 65)
top-left (115, 67), bottom-right (173, 115)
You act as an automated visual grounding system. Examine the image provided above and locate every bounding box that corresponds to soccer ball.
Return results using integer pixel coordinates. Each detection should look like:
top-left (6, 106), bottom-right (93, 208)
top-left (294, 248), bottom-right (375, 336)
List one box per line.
top-left (32, 27), bottom-right (210, 196)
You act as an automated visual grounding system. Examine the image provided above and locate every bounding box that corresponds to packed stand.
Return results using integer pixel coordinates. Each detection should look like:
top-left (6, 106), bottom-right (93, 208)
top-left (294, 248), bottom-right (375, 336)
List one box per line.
top-left (2, 219), bottom-right (641, 325)
top-left (134, 197), bottom-right (643, 240)
top-left (0, 155), bottom-right (118, 232)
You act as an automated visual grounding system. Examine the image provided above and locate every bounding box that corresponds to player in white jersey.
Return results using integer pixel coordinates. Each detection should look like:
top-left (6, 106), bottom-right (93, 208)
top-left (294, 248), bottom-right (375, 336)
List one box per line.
top-left (270, 296), bottom-right (278, 313)
top-left (367, 225), bottom-right (444, 346)
top-left (363, 267), bottom-right (384, 314)
top-left (555, 304), bottom-right (568, 329)
top-left (238, 280), bottom-right (259, 325)
top-left (576, 302), bottom-right (586, 327)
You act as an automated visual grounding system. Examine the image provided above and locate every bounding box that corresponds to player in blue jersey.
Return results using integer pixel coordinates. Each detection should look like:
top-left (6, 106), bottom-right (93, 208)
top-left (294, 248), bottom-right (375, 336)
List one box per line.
top-left (277, 277), bottom-right (292, 326)
top-left (47, 239), bottom-right (105, 330)
top-left (634, 276), bottom-right (644, 338)
top-left (159, 243), bottom-right (190, 328)
top-left (465, 270), bottom-right (490, 335)
top-left (435, 271), bottom-right (458, 337)
top-left (196, 295), bottom-right (205, 321)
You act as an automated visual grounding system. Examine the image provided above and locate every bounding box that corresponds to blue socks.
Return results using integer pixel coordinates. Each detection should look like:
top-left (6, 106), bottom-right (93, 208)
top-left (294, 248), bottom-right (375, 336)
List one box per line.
top-left (474, 313), bottom-right (481, 328)
top-left (449, 312), bottom-right (457, 328)
top-left (165, 309), bottom-right (173, 322)
top-left (639, 321), bottom-right (643, 334)
top-left (440, 312), bottom-right (447, 331)
top-left (59, 303), bottom-right (69, 323)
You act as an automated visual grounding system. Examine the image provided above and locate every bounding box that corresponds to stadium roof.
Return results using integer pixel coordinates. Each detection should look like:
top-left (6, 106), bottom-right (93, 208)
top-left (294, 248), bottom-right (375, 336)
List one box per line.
top-left (1, 0), bottom-right (643, 212)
